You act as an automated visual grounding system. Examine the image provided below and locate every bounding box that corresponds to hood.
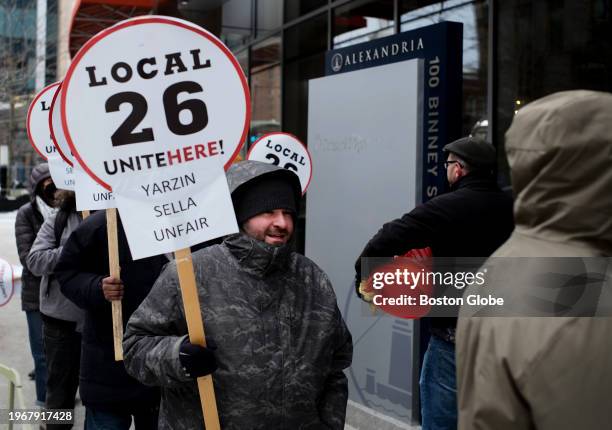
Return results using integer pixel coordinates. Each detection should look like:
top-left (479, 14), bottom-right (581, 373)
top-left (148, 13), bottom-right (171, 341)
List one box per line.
top-left (505, 90), bottom-right (612, 253)
top-left (226, 160), bottom-right (302, 211)
top-left (29, 163), bottom-right (51, 201)
top-left (224, 232), bottom-right (292, 279)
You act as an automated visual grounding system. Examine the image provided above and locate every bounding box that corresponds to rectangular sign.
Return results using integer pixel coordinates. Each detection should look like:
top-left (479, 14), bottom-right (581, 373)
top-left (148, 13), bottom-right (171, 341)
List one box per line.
top-left (112, 157), bottom-right (238, 260)
top-left (48, 156), bottom-right (75, 191)
top-left (74, 164), bottom-right (115, 211)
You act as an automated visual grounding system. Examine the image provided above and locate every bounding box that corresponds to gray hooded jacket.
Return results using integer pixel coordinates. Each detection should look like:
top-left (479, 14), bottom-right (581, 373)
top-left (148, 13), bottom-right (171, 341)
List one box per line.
top-left (123, 161), bottom-right (352, 430)
top-left (27, 209), bottom-right (84, 328)
top-left (457, 91), bottom-right (612, 430)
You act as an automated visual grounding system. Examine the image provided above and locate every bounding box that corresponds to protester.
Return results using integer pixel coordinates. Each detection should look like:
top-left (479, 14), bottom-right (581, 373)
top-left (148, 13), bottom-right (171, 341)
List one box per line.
top-left (27, 190), bottom-right (83, 429)
top-left (123, 161), bottom-right (353, 429)
top-left (53, 210), bottom-right (164, 429)
top-left (456, 90), bottom-right (612, 429)
top-left (14, 163), bottom-right (56, 406)
top-left (354, 137), bottom-right (514, 429)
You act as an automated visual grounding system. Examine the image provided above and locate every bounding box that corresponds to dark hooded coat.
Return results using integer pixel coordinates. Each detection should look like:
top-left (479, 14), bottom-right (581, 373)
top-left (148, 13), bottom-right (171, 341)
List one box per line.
top-left (55, 210), bottom-right (165, 411)
top-left (14, 163), bottom-right (50, 311)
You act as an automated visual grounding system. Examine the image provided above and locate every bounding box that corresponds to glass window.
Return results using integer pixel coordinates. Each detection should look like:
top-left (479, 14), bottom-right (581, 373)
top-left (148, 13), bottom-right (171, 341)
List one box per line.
top-left (494, 0), bottom-right (612, 188)
top-left (333, 0), bottom-right (395, 48)
top-left (283, 51), bottom-right (324, 254)
top-left (284, 0), bottom-right (328, 23)
top-left (284, 12), bottom-right (327, 62)
top-left (235, 48), bottom-right (249, 77)
top-left (283, 53), bottom-right (325, 141)
top-left (250, 36), bottom-right (282, 146)
top-left (401, 0), bottom-right (489, 142)
top-left (257, 0), bottom-right (283, 37)
top-left (221, 0), bottom-right (253, 49)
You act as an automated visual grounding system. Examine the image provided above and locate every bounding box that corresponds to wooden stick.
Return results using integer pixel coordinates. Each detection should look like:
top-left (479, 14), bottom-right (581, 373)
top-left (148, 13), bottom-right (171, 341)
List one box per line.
top-left (175, 247), bottom-right (220, 430)
top-left (106, 208), bottom-right (123, 361)
top-left (82, 210), bottom-right (90, 219)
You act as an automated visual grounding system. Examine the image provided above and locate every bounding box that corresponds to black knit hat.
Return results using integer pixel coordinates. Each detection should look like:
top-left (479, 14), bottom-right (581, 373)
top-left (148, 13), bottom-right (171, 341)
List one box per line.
top-left (232, 173), bottom-right (298, 225)
top-left (443, 136), bottom-right (496, 168)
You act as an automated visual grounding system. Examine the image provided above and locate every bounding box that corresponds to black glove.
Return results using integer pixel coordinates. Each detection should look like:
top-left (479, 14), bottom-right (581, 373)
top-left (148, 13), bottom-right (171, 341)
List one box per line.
top-left (179, 337), bottom-right (218, 378)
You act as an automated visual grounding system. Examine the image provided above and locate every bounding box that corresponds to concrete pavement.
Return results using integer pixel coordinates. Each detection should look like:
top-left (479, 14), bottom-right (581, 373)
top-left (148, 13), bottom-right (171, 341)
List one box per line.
top-left (0, 210), bottom-right (85, 428)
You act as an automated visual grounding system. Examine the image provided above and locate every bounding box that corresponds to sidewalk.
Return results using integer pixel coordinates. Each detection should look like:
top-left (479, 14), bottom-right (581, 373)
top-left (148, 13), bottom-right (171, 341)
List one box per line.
top-left (0, 211), bottom-right (85, 428)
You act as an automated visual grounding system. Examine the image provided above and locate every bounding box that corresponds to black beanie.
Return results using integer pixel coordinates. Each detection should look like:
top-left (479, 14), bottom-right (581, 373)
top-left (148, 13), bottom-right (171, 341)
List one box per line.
top-left (233, 174), bottom-right (298, 225)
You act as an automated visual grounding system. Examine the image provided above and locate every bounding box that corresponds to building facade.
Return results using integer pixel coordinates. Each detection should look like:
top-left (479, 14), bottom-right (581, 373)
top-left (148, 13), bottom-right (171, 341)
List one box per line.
top-left (216, 0), bottom-right (612, 189)
top-left (0, 0), bottom-right (58, 193)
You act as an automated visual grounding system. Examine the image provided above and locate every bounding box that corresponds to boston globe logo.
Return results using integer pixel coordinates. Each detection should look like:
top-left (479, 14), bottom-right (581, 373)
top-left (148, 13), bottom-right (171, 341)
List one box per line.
top-left (331, 53), bottom-right (343, 72)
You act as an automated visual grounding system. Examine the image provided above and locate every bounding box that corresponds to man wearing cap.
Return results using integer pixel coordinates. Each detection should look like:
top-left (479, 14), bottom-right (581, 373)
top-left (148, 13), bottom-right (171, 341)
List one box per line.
top-left (354, 137), bottom-right (514, 430)
top-left (123, 161), bottom-right (353, 430)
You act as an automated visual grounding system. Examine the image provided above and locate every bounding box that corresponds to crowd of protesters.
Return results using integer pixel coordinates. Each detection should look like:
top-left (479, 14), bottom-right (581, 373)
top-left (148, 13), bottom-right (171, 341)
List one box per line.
top-left (13, 90), bottom-right (612, 430)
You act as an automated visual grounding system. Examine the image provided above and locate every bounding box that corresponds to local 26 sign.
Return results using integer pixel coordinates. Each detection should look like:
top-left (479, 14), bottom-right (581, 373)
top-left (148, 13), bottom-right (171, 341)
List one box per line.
top-left (62, 16), bottom-right (249, 191)
top-left (61, 16), bottom-right (248, 259)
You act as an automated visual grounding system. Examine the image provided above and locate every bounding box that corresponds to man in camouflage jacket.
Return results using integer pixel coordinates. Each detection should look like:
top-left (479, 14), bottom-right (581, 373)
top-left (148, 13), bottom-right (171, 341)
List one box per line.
top-left (123, 161), bottom-right (353, 430)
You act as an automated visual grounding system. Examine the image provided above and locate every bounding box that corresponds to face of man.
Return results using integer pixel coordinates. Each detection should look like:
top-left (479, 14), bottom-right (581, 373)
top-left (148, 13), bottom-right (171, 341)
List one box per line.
top-left (446, 153), bottom-right (466, 186)
top-left (242, 209), bottom-right (294, 246)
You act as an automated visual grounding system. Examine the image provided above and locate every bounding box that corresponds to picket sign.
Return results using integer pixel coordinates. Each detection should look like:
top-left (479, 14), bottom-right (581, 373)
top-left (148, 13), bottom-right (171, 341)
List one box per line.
top-left (27, 82), bottom-right (60, 161)
top-left (26, 83), bottom-right (75, 190)
top-left (247, 132), bottom-right (313, 194)
top-left (0, 258), bottom-right (14, 308)
top-left (48, 83), bottom-right (122, 358)
top-left (49, 83), bottom-right (116, 211)
top-left (61, 16), bottom-right (250, 429)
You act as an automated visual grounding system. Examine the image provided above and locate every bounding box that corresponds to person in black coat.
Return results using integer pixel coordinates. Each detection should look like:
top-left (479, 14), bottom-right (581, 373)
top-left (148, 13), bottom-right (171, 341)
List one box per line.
top-left (55, 210), bottom-right (167, 429)
top-left (14, 162), bottom-right (56, 406)
top-left (354, 137), bottom-right (514, 430)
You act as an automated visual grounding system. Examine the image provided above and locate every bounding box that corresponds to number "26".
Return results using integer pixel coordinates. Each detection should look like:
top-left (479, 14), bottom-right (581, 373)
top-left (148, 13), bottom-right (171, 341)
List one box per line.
top-left (105, 81), bottom-right (207, 146)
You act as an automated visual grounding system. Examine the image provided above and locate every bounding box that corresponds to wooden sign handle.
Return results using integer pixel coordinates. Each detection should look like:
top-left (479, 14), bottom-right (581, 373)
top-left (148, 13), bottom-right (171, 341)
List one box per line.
top-left (82, 210), bottom-right (90, 219)
top-left (175, 247), bottom-right (220, 430)
top-left (106, 208), bottom-right (123, 361)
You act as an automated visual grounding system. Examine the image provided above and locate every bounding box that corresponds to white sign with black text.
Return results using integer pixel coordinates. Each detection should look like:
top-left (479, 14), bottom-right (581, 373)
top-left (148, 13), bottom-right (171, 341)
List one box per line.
top-left (112, 157), bottom-right (236, 259)
top-left (247, 132), bottom-right (312, 194)
top-left (47, 157), bottom-right (75, 191)
top-left (60, 16), bottom-right (249, 258)
top-left (27, 83), bottom-right (75, 190)
top-left (49, 84), bottom-right (115, 210)
top-left (27, 82), bottom-right (60, 161)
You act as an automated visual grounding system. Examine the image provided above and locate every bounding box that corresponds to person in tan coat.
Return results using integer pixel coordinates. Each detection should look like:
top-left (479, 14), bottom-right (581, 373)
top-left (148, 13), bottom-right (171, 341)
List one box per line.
top-left (456, 90), bottom-right (612, 430)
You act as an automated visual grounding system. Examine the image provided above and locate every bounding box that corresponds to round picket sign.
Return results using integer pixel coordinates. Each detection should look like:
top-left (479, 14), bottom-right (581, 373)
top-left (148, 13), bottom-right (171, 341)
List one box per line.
top-left (247, 132), bottom-right (312, 194)
top-left (61, 16), bottom-right (250, 191)
top-left (26, 82), bottom-right (61, 161)
top-left (0, 258), bottom-right (14, 307)
top-left (49, 83), bottom-right (74, 166)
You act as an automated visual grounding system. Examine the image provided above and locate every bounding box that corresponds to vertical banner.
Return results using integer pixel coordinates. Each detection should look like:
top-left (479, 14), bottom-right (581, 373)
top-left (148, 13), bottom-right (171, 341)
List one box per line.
top-left (307, 59), bottom-right (423, 427)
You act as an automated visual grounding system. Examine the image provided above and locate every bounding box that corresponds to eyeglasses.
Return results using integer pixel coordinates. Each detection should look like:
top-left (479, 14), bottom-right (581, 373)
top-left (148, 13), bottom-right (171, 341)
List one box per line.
top-left (444, 160), bottom-right (463, 169)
